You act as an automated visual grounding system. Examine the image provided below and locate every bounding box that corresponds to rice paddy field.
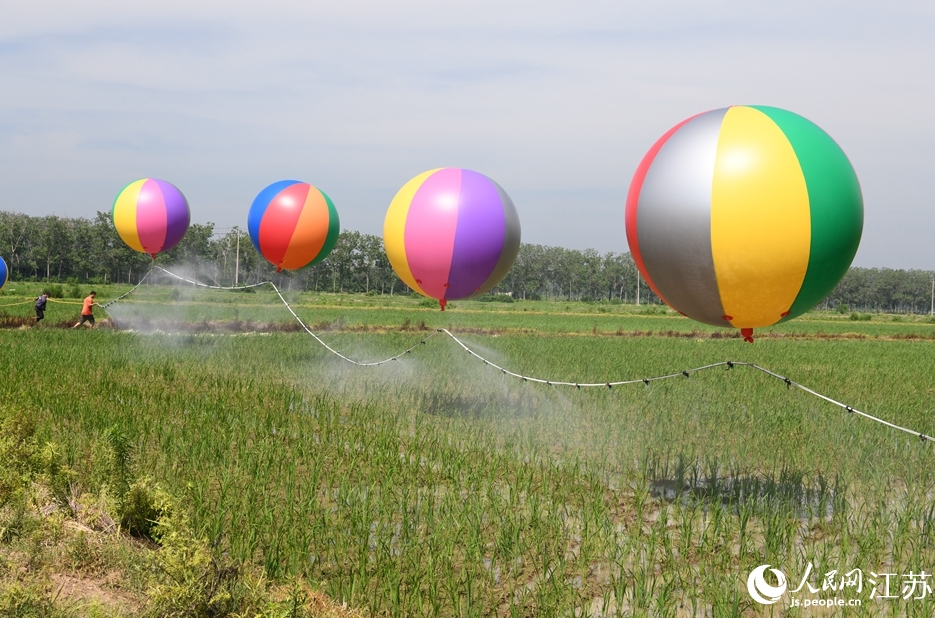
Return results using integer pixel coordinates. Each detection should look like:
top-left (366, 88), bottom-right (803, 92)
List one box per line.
top-left (3, 281), bottom-right (935, 616)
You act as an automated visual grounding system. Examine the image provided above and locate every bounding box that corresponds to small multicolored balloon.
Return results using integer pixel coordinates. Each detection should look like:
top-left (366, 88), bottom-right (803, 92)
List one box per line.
top-left (112, 179), bottom-right (191, 258)
top-left (626, 105), bottom-right (863, 342)
top-left (0, 256), bottom-right (8, 291)
top-left (247, 181), bottom-right (340, 272)
top-left (384, 168), bottom-right (521, 310)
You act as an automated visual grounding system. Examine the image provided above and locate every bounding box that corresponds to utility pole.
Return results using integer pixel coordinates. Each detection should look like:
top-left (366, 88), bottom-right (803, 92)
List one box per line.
top-left (234, 230), bottom-right (240, 287)
top-left (636, 270), bottom-right (640, 306)
top-left (930, 274), bottom-right (934, 317)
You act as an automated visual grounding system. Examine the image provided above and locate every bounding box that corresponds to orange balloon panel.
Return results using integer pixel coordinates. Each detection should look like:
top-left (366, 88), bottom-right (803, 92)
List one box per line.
top-left (247, 181), bottom-right (341, 271)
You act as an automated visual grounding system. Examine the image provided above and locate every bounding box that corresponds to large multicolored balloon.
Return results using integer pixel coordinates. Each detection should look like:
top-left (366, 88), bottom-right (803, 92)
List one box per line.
top-left (248, 181), bottom-right (340, 272)
top-left (112, 179), bottom-right (191, 258)
top-left (626, 105), bottom-right (863, 342)
top-left (0, 256), bottom-right (7, 291)
top-left (384, 168), bottom-right (521, 310)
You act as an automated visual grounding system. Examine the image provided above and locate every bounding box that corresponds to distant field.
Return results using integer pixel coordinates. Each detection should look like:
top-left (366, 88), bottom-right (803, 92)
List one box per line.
top-left (2, 283), bottom-right (935, 615)
top-left (4, 280), bottom-right (935, 338)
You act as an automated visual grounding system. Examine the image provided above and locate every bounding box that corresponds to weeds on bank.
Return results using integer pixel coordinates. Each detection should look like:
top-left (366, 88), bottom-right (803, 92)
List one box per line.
top-left (0, 404), bottom-right (358, 618)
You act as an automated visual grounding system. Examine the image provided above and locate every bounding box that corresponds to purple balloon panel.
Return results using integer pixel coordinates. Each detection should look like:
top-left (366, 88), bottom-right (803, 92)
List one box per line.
top-left (446, 170), bottom-right (506, 299)
top-left (157, 179), bottom-right (191, 252)
top-left (477, 181), bottom-right (522, 294)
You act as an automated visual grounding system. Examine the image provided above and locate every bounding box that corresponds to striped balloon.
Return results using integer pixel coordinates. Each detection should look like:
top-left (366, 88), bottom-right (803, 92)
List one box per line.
top-left (626, 106), bottom-right (863, 342)
top-left (113, 179), bottom-right (191, 258)
top-left (247, 181), bottom-right (340, 272)
top-left (384, 168), bottom-right (521, 310)
top-left (0, 256), bottom-right (7, 291)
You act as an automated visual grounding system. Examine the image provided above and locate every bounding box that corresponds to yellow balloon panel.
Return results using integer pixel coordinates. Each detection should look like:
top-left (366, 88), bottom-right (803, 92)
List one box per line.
top-left (113, 179), bottom-right (147, 253)
top-left (711, 107), bottom-right (811, 329)
top-left (382, 169), bottom-right (440, 297)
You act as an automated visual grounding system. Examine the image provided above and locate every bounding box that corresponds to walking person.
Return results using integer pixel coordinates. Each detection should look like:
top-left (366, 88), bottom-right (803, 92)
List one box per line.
top-left (73, 291), bottom-right (97, 328)
top-left (34, 292), bottom-right (49, 325)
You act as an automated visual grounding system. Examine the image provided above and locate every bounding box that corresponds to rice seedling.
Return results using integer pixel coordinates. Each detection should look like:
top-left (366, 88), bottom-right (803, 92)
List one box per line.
top-left (2, 291), bottom-right (934, 615)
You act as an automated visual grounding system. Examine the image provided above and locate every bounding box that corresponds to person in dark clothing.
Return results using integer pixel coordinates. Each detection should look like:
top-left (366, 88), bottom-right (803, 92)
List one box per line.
top-left (35, 293), bottom-right (49, 324)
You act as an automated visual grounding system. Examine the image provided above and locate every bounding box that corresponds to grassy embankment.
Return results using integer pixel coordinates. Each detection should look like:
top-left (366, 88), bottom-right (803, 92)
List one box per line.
top-left (2, 283), bottom-right (935, 616)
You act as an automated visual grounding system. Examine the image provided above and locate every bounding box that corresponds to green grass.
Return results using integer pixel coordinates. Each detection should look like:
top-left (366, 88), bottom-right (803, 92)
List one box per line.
top-left (3, 286), bottom-right (935, 616)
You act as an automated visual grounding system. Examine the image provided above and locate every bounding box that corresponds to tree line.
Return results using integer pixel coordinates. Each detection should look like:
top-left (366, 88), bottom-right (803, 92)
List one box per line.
top-left (2, 210), bottom-right (933, 313)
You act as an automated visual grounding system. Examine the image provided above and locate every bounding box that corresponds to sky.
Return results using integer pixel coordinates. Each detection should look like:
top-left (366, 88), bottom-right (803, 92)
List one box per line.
top-left (1, 1), bottom-right (933, 268)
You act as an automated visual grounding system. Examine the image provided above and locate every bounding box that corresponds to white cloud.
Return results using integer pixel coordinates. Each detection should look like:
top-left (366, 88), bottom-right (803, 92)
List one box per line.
top-left (1, 1), bottom-right (933, 267)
